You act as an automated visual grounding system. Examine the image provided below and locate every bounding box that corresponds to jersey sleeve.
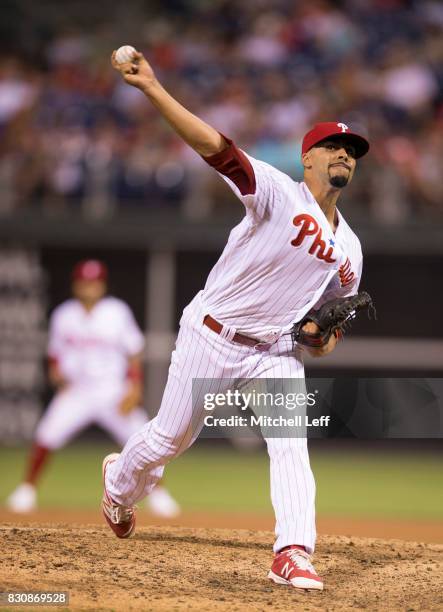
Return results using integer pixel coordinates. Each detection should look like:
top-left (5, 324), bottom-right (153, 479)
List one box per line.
top-left (47, 309), bottom-right (64, 358)
top-left (202, 135), bottom-right (285, 223)
top-left (313, 253), bottom-right (363, 310)
top-left (119, 304), bottom-right (145, 356)
top-left (341, 255), bottom-right (363, 297)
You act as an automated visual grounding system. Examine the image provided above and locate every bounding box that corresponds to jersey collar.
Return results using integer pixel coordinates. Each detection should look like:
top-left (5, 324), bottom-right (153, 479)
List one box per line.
top-left (300, 181), bottom-right (342, 236)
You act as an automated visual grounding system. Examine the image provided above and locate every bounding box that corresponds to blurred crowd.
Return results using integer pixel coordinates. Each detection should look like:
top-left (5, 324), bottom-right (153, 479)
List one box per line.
top-left (1, 0), bottom-right (443, 223)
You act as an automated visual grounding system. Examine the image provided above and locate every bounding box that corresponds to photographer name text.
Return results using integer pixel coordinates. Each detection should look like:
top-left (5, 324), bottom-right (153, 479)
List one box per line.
top-left (204, 414), bottom-right (330, 428)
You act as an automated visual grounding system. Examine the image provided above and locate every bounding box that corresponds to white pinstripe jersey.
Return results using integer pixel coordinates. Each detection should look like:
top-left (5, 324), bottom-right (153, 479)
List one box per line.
top-left (201, 153), bottom-right (363, 341)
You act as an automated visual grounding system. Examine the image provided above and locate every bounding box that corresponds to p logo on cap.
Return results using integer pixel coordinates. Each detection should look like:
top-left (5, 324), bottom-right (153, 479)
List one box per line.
top-left (302, 122), bottom-right (369, 158)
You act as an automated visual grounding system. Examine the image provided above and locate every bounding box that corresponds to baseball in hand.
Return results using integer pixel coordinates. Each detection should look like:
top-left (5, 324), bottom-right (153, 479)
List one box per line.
top-left (115, 45), bottom-right (137, 64)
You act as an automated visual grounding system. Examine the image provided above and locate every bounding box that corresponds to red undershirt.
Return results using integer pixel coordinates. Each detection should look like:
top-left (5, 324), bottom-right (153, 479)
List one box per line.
top-left (202, 134), bottom-right (256, 196)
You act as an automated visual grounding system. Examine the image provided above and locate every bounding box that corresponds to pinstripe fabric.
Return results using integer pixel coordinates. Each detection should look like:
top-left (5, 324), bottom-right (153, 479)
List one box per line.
top-left (106, 296), bottom-right (317, 553)
top-left (105, 150), bottom-right (364, 556)
top-left (249, 334), bottom-right (316, 553)
top-left (203, 156), bottom-right (363, 338)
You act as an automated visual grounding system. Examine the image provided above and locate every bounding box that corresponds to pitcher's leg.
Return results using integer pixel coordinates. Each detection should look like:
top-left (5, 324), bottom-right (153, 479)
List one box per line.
top-left (104, 400), bottom-right (210, 509)
top-left (251, 342), bottom-right (317, 554)
top-left (266, 436), bottom-right (316, 553)
top-left (105, 314), bottom-right (241, 506)
top-left (105, 376), bottom-right (203, 506)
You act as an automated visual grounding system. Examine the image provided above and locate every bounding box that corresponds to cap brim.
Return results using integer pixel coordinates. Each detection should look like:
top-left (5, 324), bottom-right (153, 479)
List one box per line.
top-left (320, 132), bottom-right (370, 158)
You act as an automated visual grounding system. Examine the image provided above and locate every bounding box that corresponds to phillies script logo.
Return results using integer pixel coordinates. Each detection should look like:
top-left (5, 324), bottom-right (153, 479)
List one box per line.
top-left (291, 214), bottom-right (336, 263)
top-left (339, 257), bottom-right (355, 287)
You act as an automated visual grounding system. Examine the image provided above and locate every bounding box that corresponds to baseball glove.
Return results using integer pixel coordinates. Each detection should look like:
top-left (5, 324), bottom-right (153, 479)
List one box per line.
top-left (291, 291), bottom-right (375, 349)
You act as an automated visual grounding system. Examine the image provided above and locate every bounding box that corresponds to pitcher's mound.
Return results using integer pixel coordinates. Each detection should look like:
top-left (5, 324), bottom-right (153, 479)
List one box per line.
top-left (1, 524), bottom-right (442, 611)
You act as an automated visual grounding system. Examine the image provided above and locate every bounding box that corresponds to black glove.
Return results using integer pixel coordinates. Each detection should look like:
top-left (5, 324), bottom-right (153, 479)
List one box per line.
top-left (291, 291), bottom-right (375, 349)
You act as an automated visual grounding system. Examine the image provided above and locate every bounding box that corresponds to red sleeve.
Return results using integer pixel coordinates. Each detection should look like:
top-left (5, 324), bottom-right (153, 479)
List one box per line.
top-left (201, 134), bottom-right (256, 196)
top-left (47, 355), bottom-right (60, 376)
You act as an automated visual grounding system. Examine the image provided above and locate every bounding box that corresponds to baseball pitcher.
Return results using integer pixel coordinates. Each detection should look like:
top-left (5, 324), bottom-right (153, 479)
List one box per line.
top-left (102, 49), bottom-right (372, 590)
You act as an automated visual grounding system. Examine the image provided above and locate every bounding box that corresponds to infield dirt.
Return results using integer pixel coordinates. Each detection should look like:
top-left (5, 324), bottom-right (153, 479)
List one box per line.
top-left (1, 523), bottom-right (442, 611)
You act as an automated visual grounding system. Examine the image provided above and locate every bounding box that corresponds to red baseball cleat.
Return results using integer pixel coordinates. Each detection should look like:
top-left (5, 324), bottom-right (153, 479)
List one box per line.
top-left (102, 453), bottom-right (136, 539)
top-left (268, 545), bottom-right (324, 590)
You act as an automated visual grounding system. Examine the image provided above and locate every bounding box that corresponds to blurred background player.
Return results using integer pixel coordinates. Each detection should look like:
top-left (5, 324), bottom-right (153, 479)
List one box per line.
top-left (6, 259), bottom-right (180, 518)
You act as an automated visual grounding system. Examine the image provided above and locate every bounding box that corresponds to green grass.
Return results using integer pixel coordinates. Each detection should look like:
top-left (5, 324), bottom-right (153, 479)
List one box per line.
top-left (1, 443), bottom-right (442, 520)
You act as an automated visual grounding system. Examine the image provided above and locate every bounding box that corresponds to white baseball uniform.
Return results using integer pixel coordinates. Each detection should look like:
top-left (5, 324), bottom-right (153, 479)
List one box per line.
top-left (35, 296), bottom-right (147, 449)
top-left (105, 138), bottom-right (362, 553)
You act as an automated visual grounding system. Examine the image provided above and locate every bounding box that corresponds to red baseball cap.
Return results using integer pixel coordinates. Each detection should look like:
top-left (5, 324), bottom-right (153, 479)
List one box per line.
top-left (302, 122), bottom-right (369, 158)
top-left (72, 259), bottom-right (108, 281)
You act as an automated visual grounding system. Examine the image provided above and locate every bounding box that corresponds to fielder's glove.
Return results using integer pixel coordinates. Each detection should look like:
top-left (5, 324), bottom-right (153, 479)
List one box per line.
top-left (291, 291), bottom-right (375, 349)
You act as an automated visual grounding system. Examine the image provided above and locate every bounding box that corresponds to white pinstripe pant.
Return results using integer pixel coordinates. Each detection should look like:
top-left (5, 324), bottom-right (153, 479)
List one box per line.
top-left (106, 295), bottom-right (317, 553)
